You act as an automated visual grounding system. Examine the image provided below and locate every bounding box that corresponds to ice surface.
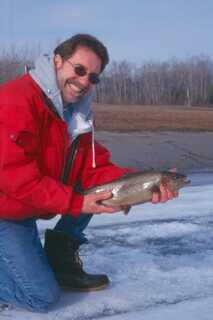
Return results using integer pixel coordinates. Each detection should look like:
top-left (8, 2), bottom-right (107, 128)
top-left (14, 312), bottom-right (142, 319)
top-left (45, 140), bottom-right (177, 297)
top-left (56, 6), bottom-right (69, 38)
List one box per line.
top-left (1, 171), bottom-right (213, 319)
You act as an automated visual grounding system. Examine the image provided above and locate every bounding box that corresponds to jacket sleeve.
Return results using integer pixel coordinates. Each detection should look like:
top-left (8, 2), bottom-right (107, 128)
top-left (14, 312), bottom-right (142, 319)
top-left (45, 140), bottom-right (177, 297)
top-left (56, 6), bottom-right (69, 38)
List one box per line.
top-left (75, 133), bottom-right (135, 190)
top-left (0, 104), bottom-right (83, 217)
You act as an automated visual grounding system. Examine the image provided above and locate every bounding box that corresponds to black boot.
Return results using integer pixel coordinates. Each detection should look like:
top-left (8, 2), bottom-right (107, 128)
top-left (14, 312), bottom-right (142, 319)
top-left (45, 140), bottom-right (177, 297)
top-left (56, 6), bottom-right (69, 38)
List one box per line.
top-left (44, 229), bottom-right (109, 291)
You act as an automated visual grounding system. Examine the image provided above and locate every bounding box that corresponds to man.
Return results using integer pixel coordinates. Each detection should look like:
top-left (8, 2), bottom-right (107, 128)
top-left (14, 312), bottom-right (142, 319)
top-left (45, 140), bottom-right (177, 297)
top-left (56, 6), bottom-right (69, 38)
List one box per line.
top-left (0, 34), bottom-right (176, 312)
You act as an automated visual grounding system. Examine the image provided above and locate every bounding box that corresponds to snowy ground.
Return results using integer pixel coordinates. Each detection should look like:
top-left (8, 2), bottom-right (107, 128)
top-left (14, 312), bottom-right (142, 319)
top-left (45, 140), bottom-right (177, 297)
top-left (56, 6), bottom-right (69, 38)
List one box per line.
top-left (2, 170), bottom-right (213, 319)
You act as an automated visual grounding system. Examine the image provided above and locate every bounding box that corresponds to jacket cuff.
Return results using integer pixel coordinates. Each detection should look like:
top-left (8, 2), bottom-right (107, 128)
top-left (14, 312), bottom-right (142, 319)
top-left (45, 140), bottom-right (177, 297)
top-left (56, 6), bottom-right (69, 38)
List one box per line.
top-left (67, 192), bottom-right (84, 217)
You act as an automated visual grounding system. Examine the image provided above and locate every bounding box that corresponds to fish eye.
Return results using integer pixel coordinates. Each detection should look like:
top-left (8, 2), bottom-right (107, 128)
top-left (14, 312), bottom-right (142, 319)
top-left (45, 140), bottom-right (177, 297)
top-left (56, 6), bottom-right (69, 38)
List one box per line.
top-left (174, 175), bottom-right (180, 180)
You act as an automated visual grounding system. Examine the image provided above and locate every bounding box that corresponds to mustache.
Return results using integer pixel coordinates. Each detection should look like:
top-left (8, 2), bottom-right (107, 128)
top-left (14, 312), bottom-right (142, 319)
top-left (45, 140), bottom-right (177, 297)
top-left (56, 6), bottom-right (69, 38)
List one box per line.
top-left (65, 78), bottom-right (86, 91)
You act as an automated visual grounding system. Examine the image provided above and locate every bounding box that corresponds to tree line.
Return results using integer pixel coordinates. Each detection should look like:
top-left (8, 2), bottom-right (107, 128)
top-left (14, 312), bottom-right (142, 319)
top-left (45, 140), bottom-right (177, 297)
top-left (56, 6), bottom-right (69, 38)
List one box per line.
top-left (1, 50), bottom-right (213, 106)
top-left (95, 56), bottom-right (213, 106)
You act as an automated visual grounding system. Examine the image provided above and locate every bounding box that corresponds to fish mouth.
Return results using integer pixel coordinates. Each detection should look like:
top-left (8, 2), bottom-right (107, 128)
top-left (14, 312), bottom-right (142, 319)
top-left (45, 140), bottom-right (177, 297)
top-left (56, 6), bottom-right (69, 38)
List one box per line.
top-left (184, 177), bottom-right (191, 185)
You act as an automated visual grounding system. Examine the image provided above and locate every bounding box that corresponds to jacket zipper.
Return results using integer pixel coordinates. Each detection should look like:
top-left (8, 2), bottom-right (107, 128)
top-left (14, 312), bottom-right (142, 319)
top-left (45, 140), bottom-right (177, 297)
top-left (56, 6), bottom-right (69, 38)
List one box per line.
top-left (61, 136), bottom-right (79, 184)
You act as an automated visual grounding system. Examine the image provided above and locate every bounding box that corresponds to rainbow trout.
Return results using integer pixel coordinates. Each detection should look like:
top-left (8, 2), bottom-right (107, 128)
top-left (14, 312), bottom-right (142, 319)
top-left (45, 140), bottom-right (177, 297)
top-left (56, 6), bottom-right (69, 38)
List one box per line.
top-left (78, 171), bottom-right (190, 209)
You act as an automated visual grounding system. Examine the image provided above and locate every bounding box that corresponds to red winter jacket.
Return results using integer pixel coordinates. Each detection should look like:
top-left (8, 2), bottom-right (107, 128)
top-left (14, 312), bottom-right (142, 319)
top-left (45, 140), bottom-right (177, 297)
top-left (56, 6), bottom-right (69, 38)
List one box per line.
top-left (0, 74), bottom-right (129, 220)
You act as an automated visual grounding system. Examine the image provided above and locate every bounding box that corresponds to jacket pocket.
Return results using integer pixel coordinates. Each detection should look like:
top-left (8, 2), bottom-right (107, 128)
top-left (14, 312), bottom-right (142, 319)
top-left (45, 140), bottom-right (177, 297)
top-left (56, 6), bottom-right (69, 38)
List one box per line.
top-left (10, 130), bottom-right (39, 157)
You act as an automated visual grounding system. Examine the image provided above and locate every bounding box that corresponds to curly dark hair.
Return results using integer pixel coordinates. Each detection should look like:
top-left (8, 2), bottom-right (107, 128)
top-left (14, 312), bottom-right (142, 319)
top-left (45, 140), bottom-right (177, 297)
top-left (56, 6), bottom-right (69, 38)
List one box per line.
top-left (54, 34), bottom-right (109, 72)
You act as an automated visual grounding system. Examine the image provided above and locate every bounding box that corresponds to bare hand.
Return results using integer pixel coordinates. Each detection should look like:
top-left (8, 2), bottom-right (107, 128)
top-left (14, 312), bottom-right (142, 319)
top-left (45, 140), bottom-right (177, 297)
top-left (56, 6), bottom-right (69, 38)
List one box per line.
top-left (81, 191), bottom-right (121, 214)
top-left (151, 183), bottom-right (178, 204)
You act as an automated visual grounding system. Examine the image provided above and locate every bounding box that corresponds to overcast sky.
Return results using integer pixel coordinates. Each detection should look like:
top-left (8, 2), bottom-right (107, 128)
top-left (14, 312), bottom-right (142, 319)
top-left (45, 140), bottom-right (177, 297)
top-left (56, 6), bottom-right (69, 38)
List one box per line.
top-left (1, 0), bottom-right (213, 64)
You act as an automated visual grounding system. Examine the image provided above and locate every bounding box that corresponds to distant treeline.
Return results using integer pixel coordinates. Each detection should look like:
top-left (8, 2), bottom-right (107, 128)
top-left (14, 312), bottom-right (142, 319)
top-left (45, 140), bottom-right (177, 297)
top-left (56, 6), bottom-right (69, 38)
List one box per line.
top-left (1, 49), bottom-right (213, 106)
top-left (0, 46), bottom-right (39, 84)
top-left (95, 57), bottom-right (213, 106)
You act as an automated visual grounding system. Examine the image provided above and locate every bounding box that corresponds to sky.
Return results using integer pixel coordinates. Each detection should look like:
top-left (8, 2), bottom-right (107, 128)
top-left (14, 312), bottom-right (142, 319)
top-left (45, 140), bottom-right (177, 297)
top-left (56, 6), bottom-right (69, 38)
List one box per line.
top-left (2, 170), bottom-right (213, 319)
top-left (1, 0), bottom-right (213, 64)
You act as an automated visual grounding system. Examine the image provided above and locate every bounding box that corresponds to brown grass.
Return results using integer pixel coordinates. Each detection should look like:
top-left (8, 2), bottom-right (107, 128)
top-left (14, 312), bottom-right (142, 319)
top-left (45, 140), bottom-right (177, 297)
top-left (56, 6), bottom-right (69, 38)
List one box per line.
top-left (92, 104), bottom-right (213, 131)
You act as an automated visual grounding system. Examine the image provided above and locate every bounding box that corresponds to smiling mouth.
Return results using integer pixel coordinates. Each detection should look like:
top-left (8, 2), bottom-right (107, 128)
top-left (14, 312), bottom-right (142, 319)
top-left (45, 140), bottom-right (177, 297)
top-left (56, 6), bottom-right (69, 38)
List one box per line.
top-left (66, 80), bottom-right (86, 96)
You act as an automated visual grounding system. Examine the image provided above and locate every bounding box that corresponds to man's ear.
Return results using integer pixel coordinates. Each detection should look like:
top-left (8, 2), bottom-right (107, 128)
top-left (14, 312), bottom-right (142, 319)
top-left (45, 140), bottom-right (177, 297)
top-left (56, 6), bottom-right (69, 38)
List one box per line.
top-left (54, 54), bottom-right (63, 70)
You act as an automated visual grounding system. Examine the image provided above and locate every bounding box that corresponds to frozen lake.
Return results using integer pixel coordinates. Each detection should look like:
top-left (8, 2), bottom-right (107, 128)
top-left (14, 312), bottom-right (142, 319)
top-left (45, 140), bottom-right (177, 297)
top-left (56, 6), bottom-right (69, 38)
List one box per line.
top-left (2, 170), bottom-right (213, 320)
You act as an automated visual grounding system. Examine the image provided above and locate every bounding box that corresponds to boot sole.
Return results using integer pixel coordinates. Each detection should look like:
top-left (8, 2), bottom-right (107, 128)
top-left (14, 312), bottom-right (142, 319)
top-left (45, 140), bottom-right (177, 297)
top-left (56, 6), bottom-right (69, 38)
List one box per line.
top-left (60, 282), bottom-right (109, 292)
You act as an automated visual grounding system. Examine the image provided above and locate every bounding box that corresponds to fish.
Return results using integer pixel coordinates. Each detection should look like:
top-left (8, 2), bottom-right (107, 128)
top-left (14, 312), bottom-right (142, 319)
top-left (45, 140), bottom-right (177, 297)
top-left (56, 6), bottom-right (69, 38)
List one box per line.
top-left (77, 171), bottom-right (190, 211)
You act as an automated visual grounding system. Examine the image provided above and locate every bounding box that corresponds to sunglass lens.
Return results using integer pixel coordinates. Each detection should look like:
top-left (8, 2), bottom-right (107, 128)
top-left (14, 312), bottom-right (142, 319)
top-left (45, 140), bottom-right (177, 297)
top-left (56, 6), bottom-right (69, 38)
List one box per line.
top-left (89, 73), bottom-right (100, 84)
top-left (74, 65), bottom-right (87, 77)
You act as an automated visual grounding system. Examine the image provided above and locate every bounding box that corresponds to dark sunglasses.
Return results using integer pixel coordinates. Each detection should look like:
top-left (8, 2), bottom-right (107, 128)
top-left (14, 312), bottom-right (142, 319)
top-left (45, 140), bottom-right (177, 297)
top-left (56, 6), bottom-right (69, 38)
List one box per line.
top-left (66, 60), bottom-right (100, 85)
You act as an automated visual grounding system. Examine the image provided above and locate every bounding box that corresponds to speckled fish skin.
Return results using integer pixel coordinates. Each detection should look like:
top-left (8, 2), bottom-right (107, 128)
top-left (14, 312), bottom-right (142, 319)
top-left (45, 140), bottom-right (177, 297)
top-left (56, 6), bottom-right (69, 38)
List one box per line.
top-left (81, 171), bottom-right (190, 207)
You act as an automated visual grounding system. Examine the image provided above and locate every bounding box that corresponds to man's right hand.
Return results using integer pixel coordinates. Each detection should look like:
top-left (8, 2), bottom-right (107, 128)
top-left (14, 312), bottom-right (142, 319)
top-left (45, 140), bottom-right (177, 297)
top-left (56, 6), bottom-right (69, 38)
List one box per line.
top-left (81, 191), bottom-right (121, 214)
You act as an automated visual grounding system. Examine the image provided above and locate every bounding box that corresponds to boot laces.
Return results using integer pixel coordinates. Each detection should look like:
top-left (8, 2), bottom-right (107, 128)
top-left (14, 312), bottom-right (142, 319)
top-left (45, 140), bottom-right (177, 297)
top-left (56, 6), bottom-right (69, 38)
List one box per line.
top-left (74, 249), bottom-right (83, 269)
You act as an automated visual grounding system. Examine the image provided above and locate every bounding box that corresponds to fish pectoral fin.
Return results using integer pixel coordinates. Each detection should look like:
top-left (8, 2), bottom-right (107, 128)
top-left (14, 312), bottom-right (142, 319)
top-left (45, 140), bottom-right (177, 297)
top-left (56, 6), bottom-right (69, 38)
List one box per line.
top-left (122, 206), bottom-right (131, 215)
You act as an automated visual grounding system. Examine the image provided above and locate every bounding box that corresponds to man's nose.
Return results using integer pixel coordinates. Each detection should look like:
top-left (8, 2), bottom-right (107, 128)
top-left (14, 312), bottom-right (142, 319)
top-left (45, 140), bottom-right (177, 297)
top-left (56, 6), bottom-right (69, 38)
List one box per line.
top-left (79, 75), bottom-right (92, 87)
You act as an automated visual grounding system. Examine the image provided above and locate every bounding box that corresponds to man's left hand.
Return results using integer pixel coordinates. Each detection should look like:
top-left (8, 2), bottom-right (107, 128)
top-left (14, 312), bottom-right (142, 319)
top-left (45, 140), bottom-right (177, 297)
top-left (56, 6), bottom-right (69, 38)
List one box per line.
top-left (151, 183), bottom-right (178, 204)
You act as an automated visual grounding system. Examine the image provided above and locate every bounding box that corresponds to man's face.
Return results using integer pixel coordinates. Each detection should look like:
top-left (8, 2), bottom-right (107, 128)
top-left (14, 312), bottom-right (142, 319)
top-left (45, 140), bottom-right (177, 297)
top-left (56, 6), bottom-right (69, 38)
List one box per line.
top-left (54, 46), bottom-right (102, 104)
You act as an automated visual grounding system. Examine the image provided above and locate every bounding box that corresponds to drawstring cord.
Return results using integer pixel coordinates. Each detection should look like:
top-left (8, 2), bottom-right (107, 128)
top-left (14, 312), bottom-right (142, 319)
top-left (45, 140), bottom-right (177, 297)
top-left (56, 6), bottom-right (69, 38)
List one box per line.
top-left (91, 123), bottom-right (96, 168)
top-left (89, 120), bottom-right (96, 168)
